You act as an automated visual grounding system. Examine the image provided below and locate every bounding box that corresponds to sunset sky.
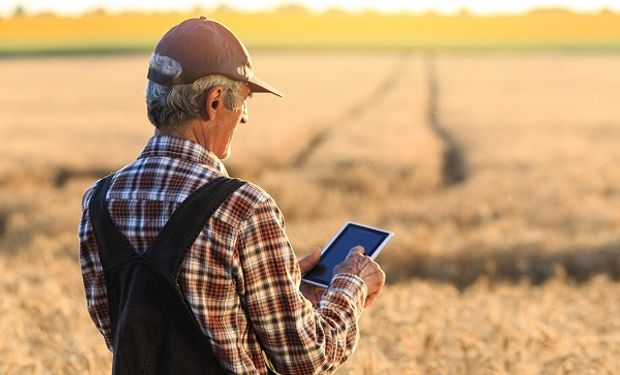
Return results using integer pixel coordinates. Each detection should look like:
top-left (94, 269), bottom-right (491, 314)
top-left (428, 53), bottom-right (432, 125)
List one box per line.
top-left (2, 0), bottom-right (620, 17)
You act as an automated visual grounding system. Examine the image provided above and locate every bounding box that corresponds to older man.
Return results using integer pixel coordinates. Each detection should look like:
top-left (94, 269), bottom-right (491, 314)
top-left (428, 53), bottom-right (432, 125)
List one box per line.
top-left (79, 17), bottom-right (385, 374)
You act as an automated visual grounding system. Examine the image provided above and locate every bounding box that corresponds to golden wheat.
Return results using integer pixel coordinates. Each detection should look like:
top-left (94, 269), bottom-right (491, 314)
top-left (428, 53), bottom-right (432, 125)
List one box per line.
top-left (1, 52), bottom-right (619, 373)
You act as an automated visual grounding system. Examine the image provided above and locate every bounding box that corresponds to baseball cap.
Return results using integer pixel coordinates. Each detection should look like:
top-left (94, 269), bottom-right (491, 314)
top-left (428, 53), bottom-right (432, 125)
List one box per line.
top-left (147, 16), bottom-right (282, 97)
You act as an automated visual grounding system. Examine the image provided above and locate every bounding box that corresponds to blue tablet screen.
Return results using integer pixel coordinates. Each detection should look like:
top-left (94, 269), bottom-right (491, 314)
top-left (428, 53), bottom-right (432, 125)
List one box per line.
top-left (304, 223), bottom-right (390, 286)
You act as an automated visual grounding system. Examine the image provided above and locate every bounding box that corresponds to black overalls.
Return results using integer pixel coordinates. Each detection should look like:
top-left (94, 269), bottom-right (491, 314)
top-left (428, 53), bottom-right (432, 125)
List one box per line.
top-left (89, 175), bottom-right (246, 374)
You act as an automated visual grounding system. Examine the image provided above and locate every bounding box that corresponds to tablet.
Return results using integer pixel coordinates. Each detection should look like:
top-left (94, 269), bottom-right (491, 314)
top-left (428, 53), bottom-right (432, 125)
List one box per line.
top-left (302, 221), bottom-right (393, 288)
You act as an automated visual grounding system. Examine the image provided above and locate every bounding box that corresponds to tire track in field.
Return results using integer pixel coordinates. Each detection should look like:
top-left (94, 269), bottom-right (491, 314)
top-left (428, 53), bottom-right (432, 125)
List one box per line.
top-left (290, 52), bottom-right (467, 188)
top-left (426, 52), bottom-right (467, 185)
top-left (291, 53), bottom-right (412, 168)
top-left (388, 241), bottom-right (620, 290)
top-left (0, 166), bottom-right (112, 189)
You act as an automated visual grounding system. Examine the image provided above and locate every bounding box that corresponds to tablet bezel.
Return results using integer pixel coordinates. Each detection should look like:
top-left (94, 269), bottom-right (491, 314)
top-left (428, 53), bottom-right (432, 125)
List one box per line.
top-left (301, 221), bottom-right (394, 289)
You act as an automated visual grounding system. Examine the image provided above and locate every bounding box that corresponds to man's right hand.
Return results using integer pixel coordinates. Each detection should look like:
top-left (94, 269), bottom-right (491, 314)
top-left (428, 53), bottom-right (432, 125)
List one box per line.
top-left (332, 246), bottom-right (385, 308)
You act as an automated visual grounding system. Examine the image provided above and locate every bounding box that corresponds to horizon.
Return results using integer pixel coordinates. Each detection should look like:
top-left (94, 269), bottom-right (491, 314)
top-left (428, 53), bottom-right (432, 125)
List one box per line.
top-left (3, 0), bottom-right (620, 18)
top-left (3, 0), bottom-right (620, 54)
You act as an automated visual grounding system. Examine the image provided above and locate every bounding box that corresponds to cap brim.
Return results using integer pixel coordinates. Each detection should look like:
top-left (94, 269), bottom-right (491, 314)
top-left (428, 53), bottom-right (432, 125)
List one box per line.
top-left (247, 74), bottom-right (283, 97)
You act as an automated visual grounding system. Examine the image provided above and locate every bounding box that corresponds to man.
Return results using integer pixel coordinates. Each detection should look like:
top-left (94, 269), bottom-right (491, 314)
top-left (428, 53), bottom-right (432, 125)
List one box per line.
top-left (79, 17), bottom-right (385, 374)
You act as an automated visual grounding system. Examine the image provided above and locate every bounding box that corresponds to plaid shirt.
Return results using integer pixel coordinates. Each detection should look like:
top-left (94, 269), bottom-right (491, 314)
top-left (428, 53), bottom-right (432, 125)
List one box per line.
top-left (79, 135), bottom-right (367, 375)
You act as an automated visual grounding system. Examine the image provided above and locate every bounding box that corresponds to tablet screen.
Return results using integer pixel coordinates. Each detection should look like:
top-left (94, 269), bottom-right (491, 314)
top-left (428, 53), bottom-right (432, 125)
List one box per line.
top-left (303, 223), bottom-right (390, 287)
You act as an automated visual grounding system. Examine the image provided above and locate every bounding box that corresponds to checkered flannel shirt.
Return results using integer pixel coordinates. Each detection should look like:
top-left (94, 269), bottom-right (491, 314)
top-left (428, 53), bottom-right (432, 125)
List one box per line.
top-left (79, 135), bottom-right (367, 375)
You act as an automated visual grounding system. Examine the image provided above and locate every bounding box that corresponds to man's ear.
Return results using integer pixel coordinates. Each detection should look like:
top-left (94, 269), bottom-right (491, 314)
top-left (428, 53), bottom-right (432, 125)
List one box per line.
top-left (200, 85), bottom-right (223, 121)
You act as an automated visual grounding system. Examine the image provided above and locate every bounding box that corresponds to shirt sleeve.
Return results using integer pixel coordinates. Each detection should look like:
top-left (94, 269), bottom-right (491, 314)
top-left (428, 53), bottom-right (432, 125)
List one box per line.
top-left (234, 196), bottom-right (367, 375)
top-left (78, 185), bottom-right (114, 352)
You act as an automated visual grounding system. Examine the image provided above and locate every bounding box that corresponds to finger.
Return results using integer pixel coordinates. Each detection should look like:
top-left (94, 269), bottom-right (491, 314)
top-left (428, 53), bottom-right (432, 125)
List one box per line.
top-left (343, 248), bottom-right (362, 263)
top-left (349, 246), bottom-right (365, 256)
top-left (364, 292), bottom-right (377, 308)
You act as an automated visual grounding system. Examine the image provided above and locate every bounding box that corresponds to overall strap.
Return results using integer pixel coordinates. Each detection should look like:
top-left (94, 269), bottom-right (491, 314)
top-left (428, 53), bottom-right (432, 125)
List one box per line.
top-left (145, 176), bottom-right (246, 280)
top-left (89, 174), bottom-right (137, 270)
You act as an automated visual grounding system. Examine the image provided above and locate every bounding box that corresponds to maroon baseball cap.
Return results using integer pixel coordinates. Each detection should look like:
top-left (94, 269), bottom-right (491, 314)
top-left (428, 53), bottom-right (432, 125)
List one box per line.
top-left (147, 16), bottom-right (282, 97)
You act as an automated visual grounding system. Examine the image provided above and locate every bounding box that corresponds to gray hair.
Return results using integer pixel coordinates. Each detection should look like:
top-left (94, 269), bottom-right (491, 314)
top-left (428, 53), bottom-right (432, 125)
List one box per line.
top-left (145, 53), bottom-right (241, 129)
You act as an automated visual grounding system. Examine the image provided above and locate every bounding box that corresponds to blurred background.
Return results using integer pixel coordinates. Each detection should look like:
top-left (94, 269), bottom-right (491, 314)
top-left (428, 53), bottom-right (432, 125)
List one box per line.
top-left (1, 1), bottom-right (620, 373)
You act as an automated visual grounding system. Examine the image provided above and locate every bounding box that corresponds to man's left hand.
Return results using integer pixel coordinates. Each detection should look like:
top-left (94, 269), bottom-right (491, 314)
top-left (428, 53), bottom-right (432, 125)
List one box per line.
top-left (298, 247), bottom-right (325, 306)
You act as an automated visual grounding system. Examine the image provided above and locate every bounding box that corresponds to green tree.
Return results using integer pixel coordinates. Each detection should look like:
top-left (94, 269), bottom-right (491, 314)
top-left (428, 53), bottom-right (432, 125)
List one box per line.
top-left (13, 3), bottom-right (26, 18)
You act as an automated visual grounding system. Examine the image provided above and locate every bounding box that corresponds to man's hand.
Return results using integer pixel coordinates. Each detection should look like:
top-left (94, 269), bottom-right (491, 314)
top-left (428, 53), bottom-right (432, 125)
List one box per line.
top-left (298, 247), bottom-right (325, 306)
top-left (333, 246), bottom-right (385, 308)
top-left (298, 247), bottom-right (322, 275)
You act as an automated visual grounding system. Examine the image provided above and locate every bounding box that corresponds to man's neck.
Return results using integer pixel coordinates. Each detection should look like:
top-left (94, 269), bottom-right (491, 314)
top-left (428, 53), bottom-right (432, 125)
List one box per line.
top-left (154, 120), bottom-right (211, 150)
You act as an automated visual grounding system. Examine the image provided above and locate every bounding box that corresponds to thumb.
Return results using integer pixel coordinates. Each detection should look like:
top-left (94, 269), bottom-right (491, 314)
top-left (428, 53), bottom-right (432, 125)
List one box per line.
top-left (299, 247), bottom-right (322, 274)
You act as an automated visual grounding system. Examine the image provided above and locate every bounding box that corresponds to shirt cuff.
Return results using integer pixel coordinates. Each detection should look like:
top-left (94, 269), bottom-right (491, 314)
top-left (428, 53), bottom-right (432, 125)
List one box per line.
top-left (323, 273), bottom-right (367, 319)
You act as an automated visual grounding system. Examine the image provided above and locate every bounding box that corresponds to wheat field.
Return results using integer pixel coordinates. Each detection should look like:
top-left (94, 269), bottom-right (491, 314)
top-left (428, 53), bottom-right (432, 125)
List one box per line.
top-left (0, 51), bottom-right (619, 374)
top-left (3, 10), bottom-right (620, 52)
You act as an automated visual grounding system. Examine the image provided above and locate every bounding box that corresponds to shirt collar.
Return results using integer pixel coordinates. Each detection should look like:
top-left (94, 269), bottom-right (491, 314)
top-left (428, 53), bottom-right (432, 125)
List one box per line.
top-left (137, 135), bottom-right (229, 176)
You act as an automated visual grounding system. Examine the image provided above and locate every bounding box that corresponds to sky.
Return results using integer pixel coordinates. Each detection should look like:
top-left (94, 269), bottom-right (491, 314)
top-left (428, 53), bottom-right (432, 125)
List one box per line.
top-left (2, 0), bottom-right (620, 17)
